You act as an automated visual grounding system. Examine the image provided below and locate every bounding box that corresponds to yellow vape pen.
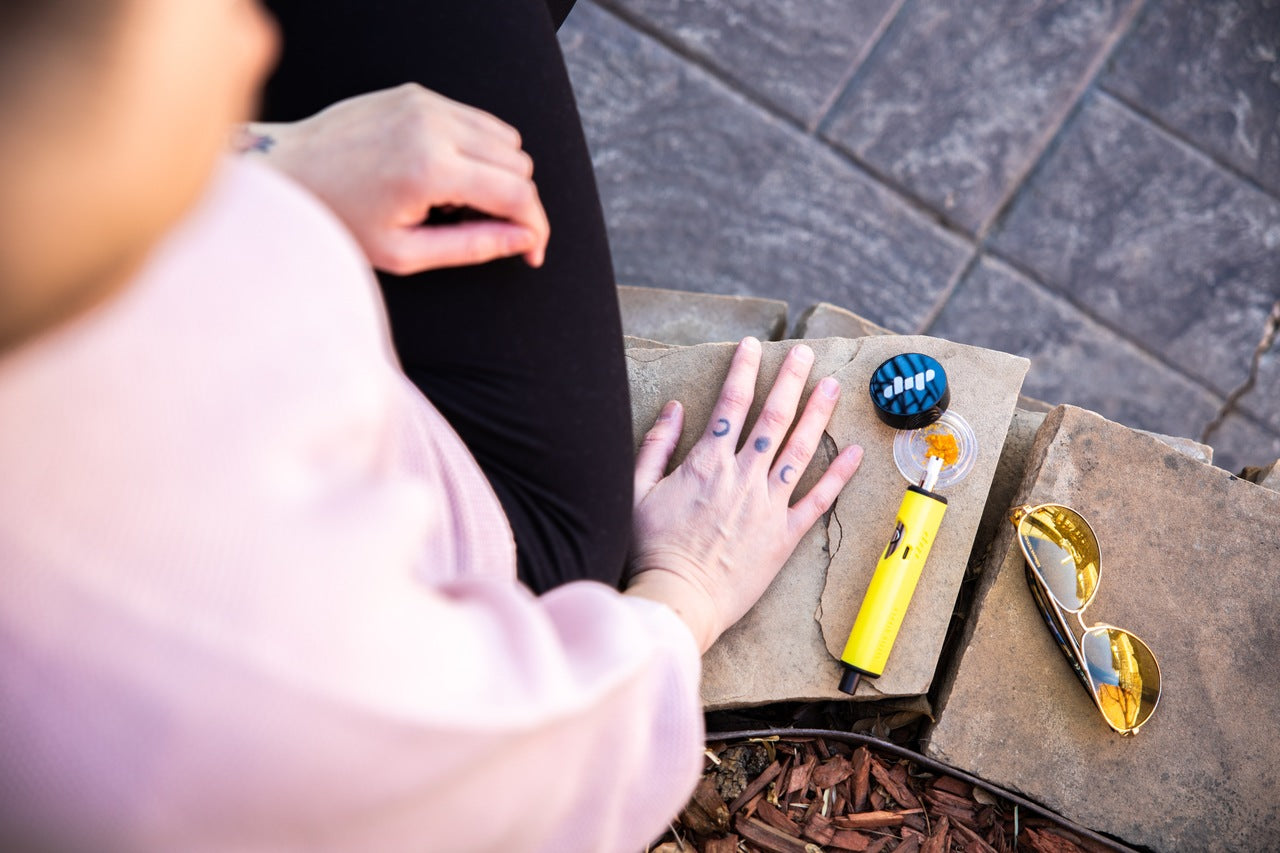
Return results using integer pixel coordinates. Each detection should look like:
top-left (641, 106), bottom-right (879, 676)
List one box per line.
top-left (838, 455), bottom-right (948, 694)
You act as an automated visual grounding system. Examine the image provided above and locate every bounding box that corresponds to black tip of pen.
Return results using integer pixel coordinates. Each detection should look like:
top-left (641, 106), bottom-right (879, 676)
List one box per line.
top-left (838, 668), bottom-right (862, 695)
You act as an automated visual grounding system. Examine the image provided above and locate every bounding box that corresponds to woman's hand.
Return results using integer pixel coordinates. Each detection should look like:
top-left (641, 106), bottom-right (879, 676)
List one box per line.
top-left (239, 83), bottom-right (550, 274)
top-left (625, 338), bottom-right (864, 653)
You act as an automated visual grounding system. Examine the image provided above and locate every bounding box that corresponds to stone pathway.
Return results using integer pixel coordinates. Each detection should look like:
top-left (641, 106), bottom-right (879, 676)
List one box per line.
top-left (558, 0), bottom-right (1280, 474)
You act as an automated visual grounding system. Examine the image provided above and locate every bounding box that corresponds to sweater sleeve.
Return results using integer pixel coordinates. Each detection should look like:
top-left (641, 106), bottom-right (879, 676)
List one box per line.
top-left (0, 159), bottom-right (704, 853)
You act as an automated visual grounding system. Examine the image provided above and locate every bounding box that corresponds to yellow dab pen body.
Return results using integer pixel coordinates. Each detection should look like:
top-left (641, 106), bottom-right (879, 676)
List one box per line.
top-left (839, 484), bottom-right (948, 692)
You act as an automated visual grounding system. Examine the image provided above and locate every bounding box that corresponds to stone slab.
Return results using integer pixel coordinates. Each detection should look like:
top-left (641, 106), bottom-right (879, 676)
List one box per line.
top-left (815, 339), bottom-right (1028, 699)
top-left (592, 0), bottom-right (899, 127)
top-left (925, 405), bottom-right (1280, 851)
top-left (617, 284), bottom-right (787, 345)
top-left (1242, 458), bottom-right (1280, 489)
top-left (627, 336), bottom-right (1028, 708)
top-left (821, 0), bottom-right (1141, 234)
top-left (1102, 0), bottom-right (1280, 197)
top-left (973, 408), bottom-right (1214, 576)
top-left (930, 254), bottom-right (1223, 443)
top-left (989, 92), bottom-right (1280, 398)
top-left (793, 302), bottom-right (893, 340)
top-left (560, 3), bottom-right (973, 330)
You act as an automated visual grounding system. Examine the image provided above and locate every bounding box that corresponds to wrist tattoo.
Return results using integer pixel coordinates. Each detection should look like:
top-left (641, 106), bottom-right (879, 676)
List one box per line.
top-left (712, 418), bottom-right (731, 437)
top-left (231, 126), bottom-right (276, 155)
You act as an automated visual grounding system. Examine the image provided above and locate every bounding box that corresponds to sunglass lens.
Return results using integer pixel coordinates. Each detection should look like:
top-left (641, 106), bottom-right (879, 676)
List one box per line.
top-left (1018, 506), bottom-right (1100, 612)
top-left (1080, 627), bottom-right (1161, 732)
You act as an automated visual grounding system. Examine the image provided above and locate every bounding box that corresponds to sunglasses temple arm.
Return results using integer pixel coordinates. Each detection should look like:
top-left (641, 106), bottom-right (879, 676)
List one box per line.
top-left (1026, 571), bottom-right (1095, 696)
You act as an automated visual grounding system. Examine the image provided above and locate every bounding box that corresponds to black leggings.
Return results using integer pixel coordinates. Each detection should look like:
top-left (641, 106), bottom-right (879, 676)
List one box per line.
top-left (260, 0), bottom-right (632, 594)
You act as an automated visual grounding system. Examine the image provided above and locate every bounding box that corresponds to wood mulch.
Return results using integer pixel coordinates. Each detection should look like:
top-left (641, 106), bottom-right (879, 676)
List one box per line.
top-left (647, 735), bottom-right (1119, 853)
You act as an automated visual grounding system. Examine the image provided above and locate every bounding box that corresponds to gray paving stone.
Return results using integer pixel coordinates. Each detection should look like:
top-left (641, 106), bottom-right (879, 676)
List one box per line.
top-left (926, 405), bottom-right (1280, 851)
top-left (990, 93), bottom-right (1280, 397)
top-left (593, 0), bottom-right (899, 127)
top-left (1239, 318), bottom-right (1280, 432)
top-left (560, 3), bottom-right (973, 331)
top-left (930, 254), bottom-right (1222, 442)
top-left (626, 336), bottom-right (1028, 707)
top-left (821, 0), bottom-right (1141, 234)
top-left (1205, 411), bottom-right (1280, 475)
top-left (1102, 0), bottom-right (1280, 197)
top-left (618, 284), bottom-right (788, 344)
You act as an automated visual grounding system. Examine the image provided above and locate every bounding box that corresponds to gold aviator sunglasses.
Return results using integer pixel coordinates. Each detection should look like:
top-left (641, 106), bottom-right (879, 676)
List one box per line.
top-left (1009, 504), bottom-right (1162, 735)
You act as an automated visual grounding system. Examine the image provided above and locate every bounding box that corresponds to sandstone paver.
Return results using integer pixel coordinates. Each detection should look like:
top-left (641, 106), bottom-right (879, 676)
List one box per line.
top-left (618, 284), bottom-right (787, 344)
top-left (926, 405), bottom-right (1280, 850)
top-left (792, 301), bottom-right (893, 339)
top-left (627, 336), bottom-right (1028, 707)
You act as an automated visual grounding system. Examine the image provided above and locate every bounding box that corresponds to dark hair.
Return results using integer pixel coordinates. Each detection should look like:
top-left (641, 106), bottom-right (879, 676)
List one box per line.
top-left (0, 0), bottom-right (112, 36)
top-left (0, 0), bottom-right (117, 100)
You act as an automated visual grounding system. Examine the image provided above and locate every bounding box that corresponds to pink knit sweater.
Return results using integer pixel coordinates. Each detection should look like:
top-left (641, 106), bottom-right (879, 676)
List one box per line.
top-left (0, 159), bottom-right (703, 852)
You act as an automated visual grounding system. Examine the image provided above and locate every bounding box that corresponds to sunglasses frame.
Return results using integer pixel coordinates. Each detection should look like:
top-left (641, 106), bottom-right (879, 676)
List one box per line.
top-left (1009, 503), bottom-right (1161, 736)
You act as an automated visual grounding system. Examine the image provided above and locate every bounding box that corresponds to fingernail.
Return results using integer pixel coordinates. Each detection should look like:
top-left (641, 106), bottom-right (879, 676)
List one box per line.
top-left (792, 344), bottom-right (814, 363)
top-left (658, 400), bottom-right (681, 421)
top-left (819, 377), bottom-right (839, 398)
top-left (740, 336), bottom-right (760, 352)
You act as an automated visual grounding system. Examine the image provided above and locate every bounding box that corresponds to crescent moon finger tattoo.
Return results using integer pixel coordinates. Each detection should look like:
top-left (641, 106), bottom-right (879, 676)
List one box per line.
top-left (780, 464), bottom-right (796, 484)
top-left (712, 418), bottom-right (731, 437)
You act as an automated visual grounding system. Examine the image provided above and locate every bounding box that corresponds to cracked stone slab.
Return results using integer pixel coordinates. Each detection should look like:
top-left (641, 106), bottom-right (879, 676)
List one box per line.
top-left (618, 284), bottom-right (787, 345)
top-left (1102, 0), bottom-right (1280, 197)
top-left (592, 0), bottom-right (899, 127)
top-left (628, 337), bottom-right (1027, 707)
top-left (793, 302), bottom-right (894, 339)
top-left (821, 0), bottom-right (1142, 234)
top-left (930, 254), bottom-right (1223, 443)
top-left (925, 405), bottom-right (1280, 851)
top-left (560, 2), bottom-right (972, 329)
top-left (989, 92), bottom-right (1280, 397)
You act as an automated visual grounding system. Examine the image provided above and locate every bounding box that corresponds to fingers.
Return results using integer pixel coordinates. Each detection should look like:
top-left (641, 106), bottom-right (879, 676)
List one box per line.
top-left (436, 159), bottom-right (550, 267)
top-left (788, 444), bottom-right (864, 534)
top-left (742, 344), bottom-right (815, 468)
top-left (457, 124), bottom-right (536, 179)
top-left (702, 337), bottom-right (763, 450)
top-left (769, 374), bottom-right (840, 493)
top-left (634, 401), bottom-right (684, 508)
top-left (372, 220), bottom-right (539, 275)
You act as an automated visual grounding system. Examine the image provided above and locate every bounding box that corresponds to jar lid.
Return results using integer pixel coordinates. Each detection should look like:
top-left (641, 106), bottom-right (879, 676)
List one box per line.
top-left (868, 353), bottom-right (949, 430)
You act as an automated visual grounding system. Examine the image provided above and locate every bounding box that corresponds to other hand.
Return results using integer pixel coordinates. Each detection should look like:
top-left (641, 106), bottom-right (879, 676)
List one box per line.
top-left (626, 338), bottom-right (864, 653)
top-left (241, 83), bottom-right (550, 273)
